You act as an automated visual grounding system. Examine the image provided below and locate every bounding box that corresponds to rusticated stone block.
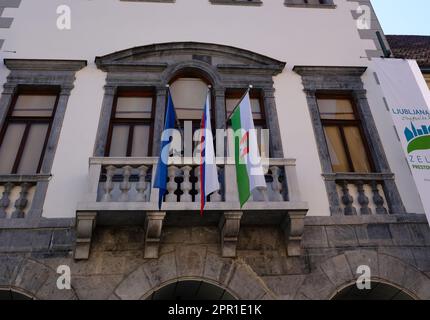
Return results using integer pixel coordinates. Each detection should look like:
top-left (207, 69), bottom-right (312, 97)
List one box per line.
top-left (141, 252), bottom-right (177, 288)
top-left (378, 254), bottom-right (407, 286)
top-left (319, 254), bottom-right (353, 288)
top-left (227, 263), bottom-right (271, 300)
top-left (115, 266), bottom-right (152, 300)
top-left (325, 225), bottom-right (358, 247)
top-left (409, 223), bottom-right (430, 246)
top-left (389, 224), bottom-right (415, 246)
top-left (302, 226), bottom-right (329, 248)
top-left (262, 275), bottom-right (306, 300)
top-left (203, 252), bottom-right (235, 286)
top-left (73, 275), bottom-right (123, 300)
top-left (14, 260), bottom-right (50, 294)
top-left (355, 224), bottom-right (393, 247)
top-left (296, 269), bottom-right (336, 300)
top-left (36, 275), bottom-right (77, 300)
top-left (175, 245), bottom-right (207, 278)
top-left (411, 248), bottom-right (430, 272)
top-left (0, 254), bottom-right (24, 286)
top-left (344, 249), bottom-right (379, 279)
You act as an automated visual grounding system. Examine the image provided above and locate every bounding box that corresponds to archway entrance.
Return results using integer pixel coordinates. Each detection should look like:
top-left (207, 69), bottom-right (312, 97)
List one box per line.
top-left (147, 280), bottom-right (237, 300)
top-left (0, 288), bottom-right (34, 300)
top-left (332, 282), bottom-right (415, 300)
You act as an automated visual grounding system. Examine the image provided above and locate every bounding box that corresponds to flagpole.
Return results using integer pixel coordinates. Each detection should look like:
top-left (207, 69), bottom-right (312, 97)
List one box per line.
top-left (223, 85), bottom-right (253, 129)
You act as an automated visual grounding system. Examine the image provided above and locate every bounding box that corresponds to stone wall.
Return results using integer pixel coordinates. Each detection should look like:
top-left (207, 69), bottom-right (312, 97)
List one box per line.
top-left (1, 214), bottom-right (430, 300)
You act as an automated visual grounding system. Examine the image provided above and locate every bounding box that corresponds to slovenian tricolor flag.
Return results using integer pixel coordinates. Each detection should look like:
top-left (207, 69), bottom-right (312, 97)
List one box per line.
top-left (199, 91), bottom-right (220, 214)
top-left (231, 92), bottom-right (266, 207)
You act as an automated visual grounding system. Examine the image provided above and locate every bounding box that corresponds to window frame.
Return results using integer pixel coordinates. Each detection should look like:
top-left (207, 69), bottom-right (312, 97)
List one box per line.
top-left (316, 93), bottom-right (375, 173)
top-left (0, 86), bottom-right (60, 174)
top-left (105, 88), bottom-right (156, 157)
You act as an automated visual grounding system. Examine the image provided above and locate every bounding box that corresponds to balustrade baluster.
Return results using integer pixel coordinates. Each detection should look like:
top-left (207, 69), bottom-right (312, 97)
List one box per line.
top-left (340, 181), bottom-right (357, 216)
top-left (371, 181), bottom-right (388, 214)
top-left (119, 166), bottom-right (132, 202)
top-left (356, 181), bottom-right (371, 215)
top-left (270, 166), bottom-right (283, 202)
top-left (102, 165), bottom-right (116, 202)
top-left (0, 183), bottom-right (13, 218)
top-left (166, 166), bottom-right (178, 202)
top-left (181, 166), bottom-right (192, 202)
top-left (194, 167), bottom-right (201, 203)
top-left (11, 183), bottom-right (31, 219)
top-left (136, 165), bottom-right (149, 202)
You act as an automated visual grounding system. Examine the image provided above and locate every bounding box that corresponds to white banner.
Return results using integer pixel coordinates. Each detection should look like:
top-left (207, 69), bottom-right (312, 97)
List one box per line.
top-left (372, 58), bottom-right (430, 224)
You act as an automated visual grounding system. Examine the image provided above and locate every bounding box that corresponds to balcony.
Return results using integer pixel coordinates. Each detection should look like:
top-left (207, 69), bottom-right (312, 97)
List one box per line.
top-left (75, 157), bottom-right (309, 260)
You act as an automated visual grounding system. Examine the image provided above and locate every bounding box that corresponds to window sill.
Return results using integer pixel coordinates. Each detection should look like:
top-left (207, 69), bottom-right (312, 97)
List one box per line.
top-left (210, 0), bottom-right (263, 6)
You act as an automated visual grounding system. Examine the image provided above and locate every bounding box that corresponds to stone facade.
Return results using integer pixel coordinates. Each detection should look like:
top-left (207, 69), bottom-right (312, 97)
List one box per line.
top-left (1, 213), bottom-right (430, 300)
top-left (0, 0), bottom-right (429, 301)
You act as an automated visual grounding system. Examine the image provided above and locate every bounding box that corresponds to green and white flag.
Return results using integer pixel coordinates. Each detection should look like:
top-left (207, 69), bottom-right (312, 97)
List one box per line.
top-left (231, 92), bottom-right (267, 207)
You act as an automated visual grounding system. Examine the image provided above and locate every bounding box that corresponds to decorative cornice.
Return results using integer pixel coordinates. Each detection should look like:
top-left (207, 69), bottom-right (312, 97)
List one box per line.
top-left (96, 61), bottom-right (168, 73)
top-left (293, 66), bottom-right (367, 77)
top-left (4, 59), bottom-right (87, 72)
top-left (95, 42), bottom-right (286, 72)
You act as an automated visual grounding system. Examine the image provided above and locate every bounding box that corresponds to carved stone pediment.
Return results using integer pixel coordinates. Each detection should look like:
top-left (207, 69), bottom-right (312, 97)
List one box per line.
top-left (95, 42), bottom-right (285, 80)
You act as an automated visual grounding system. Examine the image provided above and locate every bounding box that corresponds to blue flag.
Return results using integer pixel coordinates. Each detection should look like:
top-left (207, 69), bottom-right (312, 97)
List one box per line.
top-left (153, 92), bottom-right (177, 210)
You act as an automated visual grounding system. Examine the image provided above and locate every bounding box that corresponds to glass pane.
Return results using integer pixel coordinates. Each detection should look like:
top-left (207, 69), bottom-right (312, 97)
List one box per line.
top-left (115, 97), bottom-right (153, 119)
top-left (109, 125), bottom-right (129, 157)
top-left (344, 126), bottom-right (371, 173)
top-left (317, 98), bottom-right (355, 120)
top-left (323, 126), bottom-right (350, 172)
top-left (17, 124), bottom-right (49, 174)
top-left (0, 124), bottom-right (26, 174)
top-left (170, 78), bottom-right (207, 120)
top-left (131, 125), bottom-right (150, 157)
top-left (13, 95), bottom-right (56, 117)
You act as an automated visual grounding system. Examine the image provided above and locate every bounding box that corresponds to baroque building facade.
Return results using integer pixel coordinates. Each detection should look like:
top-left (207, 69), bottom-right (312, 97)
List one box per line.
top-left (0, 0), bottom-right (429, 300)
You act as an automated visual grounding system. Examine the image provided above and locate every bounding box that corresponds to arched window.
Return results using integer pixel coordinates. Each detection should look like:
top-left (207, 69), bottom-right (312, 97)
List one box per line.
top-left (169, 76), bottom-right (214, 155)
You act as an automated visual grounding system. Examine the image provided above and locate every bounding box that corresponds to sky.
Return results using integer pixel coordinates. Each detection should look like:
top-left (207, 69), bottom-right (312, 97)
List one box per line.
top-left (371, 0), bottom-right (430, 36)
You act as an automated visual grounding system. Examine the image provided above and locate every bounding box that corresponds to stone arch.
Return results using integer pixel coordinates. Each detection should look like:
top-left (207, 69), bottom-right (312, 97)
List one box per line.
top-left (112, 248), bottom-right (276, 300)
top-left (296, 250), bottom-right (430, 300)
top-left (0, 255), bottom-right (78, 300)
top-left (143, 279), bottom-right (238, 300)
top-left (163, 60), bottom-right (222, 88)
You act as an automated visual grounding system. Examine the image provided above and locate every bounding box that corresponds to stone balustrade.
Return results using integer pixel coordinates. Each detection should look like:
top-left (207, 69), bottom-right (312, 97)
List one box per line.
top-left (75, 157), bottom-right (309, 261)
top-left (328, 173), bottom-right (391, 216)
top-left (86, 157), bottom-right (295, 207)
top-left (0, 176), bottom-right (40, 219)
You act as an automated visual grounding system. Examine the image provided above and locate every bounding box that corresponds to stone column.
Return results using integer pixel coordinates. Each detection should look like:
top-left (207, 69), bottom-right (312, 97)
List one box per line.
top-left (94, 85), bottom-right (117, 157)
top-left (152, 86), bottom-right (168, 156)
top-left (0, 83), bottom-right (16, 128)
top-left (262, 88), bottom-right (284, 158)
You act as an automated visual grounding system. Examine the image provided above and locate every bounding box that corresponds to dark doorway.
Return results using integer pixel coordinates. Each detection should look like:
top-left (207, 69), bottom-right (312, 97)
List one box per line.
top-left (147, 280), bottom-right (236, 300)
top-left (0, 289), bottom-right (34, 300)
top-left (332, 282), bottom-right (414, 300)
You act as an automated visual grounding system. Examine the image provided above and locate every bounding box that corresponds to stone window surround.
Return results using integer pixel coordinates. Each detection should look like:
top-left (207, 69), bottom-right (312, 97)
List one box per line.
top-left (293, 66), bottom-right (406, 215)
top-left (0, 59), bottom-right (87, 228)
top-left (93, 42), bottom-right (286, 159)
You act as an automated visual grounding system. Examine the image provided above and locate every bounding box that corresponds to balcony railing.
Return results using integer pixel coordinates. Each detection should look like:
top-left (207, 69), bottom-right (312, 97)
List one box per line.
top-left (0, 175), bottom-right (50, 220)
top-left (323, 173), bottom-right (392, 216)
top-left (75, 157), bottom-right (309, 260)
